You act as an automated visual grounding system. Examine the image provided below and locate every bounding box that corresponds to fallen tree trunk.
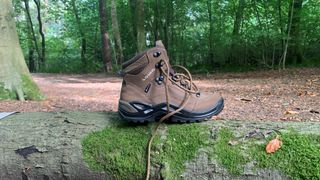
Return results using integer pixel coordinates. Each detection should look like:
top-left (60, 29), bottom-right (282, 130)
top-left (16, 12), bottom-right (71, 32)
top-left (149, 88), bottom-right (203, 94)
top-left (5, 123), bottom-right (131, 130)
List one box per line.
top-left (0, 112), bottom-right (109, 180)
top-left (0, 112), bottom-right (319, 179)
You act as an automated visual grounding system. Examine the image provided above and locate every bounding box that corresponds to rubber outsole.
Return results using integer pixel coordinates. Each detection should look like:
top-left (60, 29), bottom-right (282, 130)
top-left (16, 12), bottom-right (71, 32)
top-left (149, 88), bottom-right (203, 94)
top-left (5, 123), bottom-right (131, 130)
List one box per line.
top-left (118, 98), bottom-right (224, 123)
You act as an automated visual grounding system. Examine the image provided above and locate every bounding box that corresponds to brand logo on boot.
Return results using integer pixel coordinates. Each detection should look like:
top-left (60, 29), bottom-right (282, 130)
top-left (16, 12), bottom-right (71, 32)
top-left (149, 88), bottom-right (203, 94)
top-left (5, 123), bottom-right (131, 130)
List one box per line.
top-left (142, 68), bottom-right (155, 81)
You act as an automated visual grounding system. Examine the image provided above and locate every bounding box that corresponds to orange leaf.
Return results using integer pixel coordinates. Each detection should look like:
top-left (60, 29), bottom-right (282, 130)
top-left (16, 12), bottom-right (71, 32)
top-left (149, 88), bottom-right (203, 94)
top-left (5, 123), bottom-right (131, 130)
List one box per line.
top-left (284, 110), bottom-right (299, 115)
top-left (211, 116), bottom-right (221, 121)
top-left (266, 136), bottom-right (282, 154)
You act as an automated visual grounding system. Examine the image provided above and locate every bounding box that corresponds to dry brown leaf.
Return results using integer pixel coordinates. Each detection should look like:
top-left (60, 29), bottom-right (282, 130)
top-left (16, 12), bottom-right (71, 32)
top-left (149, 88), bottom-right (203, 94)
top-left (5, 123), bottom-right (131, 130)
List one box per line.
top-left (240, 98), bottom-right (252, 102)
top-left (228, 140), bottom-right (238, 146)
top-left (284, 110), bottom-right (299, 115)
top-left (266, 136), bottom-right (282, 154)
top-left (211, 116), bottom-right (221, 121)
top-left (310, 110), bottom-right (320, 114)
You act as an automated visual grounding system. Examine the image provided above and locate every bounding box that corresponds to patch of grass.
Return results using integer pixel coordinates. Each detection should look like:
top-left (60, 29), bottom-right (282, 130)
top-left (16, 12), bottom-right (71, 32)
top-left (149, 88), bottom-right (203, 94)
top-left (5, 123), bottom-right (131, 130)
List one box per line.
top-left (211, 128), bottom-right (247, 175)
top-left (21, 75), bottom-right (44, 100)
top-left (82, 120), bottom-right (209, 179)
top-left (252, 131), bottom-right (320, 180)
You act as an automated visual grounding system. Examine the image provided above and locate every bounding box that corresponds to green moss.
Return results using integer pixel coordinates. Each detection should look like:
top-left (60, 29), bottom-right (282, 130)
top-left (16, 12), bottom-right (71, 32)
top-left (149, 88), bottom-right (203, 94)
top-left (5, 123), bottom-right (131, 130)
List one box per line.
top-left (251, 131), bottom-right (320, 180)
top-left (211, 128), bottom-right (247, 175)
top-left (82, 120), bottom-right (148, 179)
top-left (155, 123), bottom-right (209, 179)
top-left (82, 122), bottom-right (320, 179)
top-left (82, 120), bottom-right (209, 179)
top-left (0, 83), bottom-right (16, 100)
top-left (21, 75), bottom-right (44, 100)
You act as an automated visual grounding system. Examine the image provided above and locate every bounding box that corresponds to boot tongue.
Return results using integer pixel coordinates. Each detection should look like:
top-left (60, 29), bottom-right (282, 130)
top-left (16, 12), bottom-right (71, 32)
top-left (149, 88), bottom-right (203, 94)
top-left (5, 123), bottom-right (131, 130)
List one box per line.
top-left (155, 40), bottom-right (165, 48)
top-left (154, 40), bottom-right (175, 75)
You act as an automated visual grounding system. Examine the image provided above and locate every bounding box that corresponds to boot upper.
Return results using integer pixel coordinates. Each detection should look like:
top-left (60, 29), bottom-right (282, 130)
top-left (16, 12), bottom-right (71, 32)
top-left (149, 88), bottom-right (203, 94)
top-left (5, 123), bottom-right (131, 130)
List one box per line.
top-left (120, 41), bottom-right (222, 114)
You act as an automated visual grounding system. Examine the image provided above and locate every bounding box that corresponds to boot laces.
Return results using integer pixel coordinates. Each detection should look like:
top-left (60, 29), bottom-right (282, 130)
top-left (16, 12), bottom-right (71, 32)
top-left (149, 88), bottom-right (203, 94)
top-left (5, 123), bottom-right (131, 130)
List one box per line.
top-left (145, 59), bottom-right (199, 180)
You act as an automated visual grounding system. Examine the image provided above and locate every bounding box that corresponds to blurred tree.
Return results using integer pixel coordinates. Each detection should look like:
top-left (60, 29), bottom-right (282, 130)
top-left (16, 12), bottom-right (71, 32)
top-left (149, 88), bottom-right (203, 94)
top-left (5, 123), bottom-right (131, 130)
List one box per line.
top-left (0, 0), bottom-right (42, 101)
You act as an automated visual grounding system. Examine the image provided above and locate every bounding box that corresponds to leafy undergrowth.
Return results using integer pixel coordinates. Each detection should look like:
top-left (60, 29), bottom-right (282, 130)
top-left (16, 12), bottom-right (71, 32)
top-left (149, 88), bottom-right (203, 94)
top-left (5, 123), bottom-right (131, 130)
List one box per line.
top-left (82, 119), bottom-right (208, 179)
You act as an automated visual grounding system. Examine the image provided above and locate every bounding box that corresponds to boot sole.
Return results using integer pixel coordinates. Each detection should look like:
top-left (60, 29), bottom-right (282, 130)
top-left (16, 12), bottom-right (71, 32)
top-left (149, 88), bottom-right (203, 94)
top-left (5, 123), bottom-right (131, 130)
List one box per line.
top-left (118, 98), bottom-right (224, 123)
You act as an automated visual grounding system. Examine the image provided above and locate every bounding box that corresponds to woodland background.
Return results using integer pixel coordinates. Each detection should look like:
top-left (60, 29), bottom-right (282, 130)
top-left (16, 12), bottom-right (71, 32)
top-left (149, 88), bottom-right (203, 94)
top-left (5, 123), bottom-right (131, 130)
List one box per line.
top-left (13, 0), bottom-right (320, 74)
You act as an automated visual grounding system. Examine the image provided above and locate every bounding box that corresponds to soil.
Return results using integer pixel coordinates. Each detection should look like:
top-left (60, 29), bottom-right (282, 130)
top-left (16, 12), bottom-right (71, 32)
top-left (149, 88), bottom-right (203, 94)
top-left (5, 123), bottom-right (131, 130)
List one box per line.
top-left (0, 68), bottom-right (319, 122)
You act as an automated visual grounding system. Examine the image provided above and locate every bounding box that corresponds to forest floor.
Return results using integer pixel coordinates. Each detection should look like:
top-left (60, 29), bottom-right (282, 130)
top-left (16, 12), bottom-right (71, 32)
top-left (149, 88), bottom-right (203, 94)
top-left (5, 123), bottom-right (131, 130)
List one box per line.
top-left (0, 68), bottom-right (319, 122)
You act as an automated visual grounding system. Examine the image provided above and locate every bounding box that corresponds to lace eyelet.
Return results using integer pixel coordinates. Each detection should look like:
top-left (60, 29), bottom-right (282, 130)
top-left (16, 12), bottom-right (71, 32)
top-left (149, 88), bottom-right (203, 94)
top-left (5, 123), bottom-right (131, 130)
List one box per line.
top-left (196, 92), bottom-right (201, 97)
top-left (155, 61), bottom-right (164, 68)
top-left (153, 51), bottom-right (161, 58)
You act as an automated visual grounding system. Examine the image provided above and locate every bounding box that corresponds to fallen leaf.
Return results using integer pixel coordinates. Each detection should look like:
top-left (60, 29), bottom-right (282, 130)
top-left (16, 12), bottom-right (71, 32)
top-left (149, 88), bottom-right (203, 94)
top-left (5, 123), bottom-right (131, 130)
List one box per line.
top-left (308, 92), bottom-right (318, 97)
top-left (310, 110), bottom-right (320, 114)
top-left (284, 110), bottom-right (299, 115)
top-left (266, 136), bottom-right (282, 154)
top-left (211, 116), bottom-right (221, 120)
top-left (240, 98), bottom-right (252, 102)
top-left (228, 140), bottom-right (238, 146)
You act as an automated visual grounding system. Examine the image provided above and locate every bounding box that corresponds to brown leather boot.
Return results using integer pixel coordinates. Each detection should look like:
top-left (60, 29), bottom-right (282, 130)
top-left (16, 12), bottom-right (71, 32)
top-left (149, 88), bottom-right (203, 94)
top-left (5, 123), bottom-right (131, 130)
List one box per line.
top-left (118, 41), bottom-right (224, 123)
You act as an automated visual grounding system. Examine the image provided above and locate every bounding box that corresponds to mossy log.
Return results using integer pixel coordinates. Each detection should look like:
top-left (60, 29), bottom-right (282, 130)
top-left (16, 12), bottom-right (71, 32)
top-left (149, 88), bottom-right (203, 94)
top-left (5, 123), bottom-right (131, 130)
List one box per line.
top-left (0, 112), bottom-right (320, 180)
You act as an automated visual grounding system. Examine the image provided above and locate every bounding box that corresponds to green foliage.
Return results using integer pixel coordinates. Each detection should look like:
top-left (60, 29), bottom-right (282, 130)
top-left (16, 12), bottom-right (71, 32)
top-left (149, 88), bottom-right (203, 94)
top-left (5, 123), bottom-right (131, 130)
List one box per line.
top-left (252, 132), bottom-right (320, 180)
top-left (13, 0), bottom-right (320, 73)
top-left (211, 128), bottom-right (247, 175)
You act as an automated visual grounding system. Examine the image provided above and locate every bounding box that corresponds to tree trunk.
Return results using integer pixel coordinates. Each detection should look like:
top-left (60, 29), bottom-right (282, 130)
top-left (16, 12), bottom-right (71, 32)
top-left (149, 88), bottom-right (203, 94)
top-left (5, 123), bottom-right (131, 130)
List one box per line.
top-left (129, 0), bottom-right (137, 48)
top-left (228, 0), bottom-right (246, 64)
top-left (1, 112), bottom-right (319, 179)
top-left (23, 0), bottom-right (35, 72)
top-left (111, 0), bottom-right (124, 66)
top-left (0, 0), bottom-right (41, 101)
top-left (153, 0), bottom-right (160, 42)
top-left (287, 0), bottom-right (303, 64)
top-left (23, 0), bottom-right (39, 72)
top-left (0, 112), bottom-right (109, 179)
top-left (207, 0), bottom-right (214, 65)
top-left (33, 0), bottom-right (46, 70)
top-left (99, 0), bottom-right (113, 73)
top-left (277, 0), bottom-right (284, 54)
top-left (71, 0), bottom-right (87, 72)
top-left (135, 0), bottom-right (146, 52)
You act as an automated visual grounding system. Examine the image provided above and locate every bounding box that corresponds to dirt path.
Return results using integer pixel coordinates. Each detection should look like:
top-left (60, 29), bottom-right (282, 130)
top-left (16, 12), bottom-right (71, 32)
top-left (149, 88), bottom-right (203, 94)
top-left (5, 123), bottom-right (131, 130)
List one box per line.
top-left (0, 68), bottom-right (319, 122)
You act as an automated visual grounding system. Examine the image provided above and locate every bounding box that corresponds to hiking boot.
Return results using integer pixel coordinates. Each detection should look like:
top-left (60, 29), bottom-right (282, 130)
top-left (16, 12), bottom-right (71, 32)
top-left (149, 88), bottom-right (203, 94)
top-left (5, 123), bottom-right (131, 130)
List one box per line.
top-left (118, 40), bottom-right (224, 123)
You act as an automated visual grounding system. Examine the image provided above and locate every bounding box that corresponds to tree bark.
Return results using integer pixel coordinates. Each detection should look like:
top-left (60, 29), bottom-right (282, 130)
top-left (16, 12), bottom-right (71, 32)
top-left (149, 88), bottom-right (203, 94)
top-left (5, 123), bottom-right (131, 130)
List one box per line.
top-left (23, 0), bottom-right (35, 72)
top-left (111, 0), bottom-right (124, 66)
top-left (135, 0), bottom-right (146, 52)
top-left (23, 0), bottom-right (39, 72)
top-left (33, 0), bottom-right (46, 70)
top-left (0, 0), bottom-right (41, 101)
top-left (71, 0), bottom-right (87, 72)
top-left (287, 0), bottom-right (303, 64)
top-left (99, 0), bottom-right (113, 72)
top-left (1, 112), bottom-right (319, 179)
top-left (0, 112), bottom-right (109, 179)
